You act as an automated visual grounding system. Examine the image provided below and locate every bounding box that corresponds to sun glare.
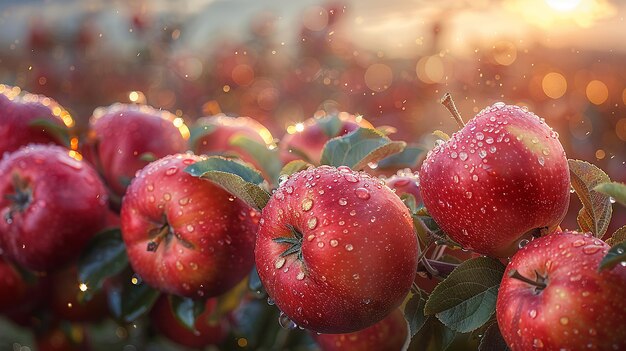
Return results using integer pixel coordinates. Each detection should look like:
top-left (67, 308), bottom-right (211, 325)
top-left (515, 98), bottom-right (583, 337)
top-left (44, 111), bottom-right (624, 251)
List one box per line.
top-left (545, 0), bottom-right (582, 12)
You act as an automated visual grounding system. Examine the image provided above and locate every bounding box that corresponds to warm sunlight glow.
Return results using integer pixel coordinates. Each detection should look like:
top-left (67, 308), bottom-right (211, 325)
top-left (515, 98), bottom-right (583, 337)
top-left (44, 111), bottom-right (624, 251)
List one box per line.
top-left (545, 0), bottom-right (582, 12)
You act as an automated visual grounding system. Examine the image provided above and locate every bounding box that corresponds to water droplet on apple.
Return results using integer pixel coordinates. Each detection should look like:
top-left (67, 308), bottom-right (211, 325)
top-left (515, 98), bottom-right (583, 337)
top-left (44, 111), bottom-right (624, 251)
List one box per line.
top-left (538, 157), bottom-right (545, 166)
top-left (344, 173), bottom-right (358, 183)
top-left (560, 317), bottom-right (569, 325)
top-left (518, 239), bottom-right (530, 249)
top-left (307, 217), bottom-right (318, 229)
top-left (317, 242), bottom-right (324, 248)
top-left (355, 187), bottom-right (370, 200)
top-left (529, 309), bottom-right (537, 318)
top-left (582, 245), bottom-right (602, 255)
top-left (572, 239), bottom-right (585, 247)
top-left (275, 257), bottom-right (286, 269)
top-left (465, 192), bottom-right (472, 199)
top-left (301, 198), bottom-right (313, 211)
top-left (275, 191), bottom-right (284, 200)
top-left (176, 261), bottom-right (184, 271)
top-left (459, 152), bottom-right (468, 161)
top-left (485, 137), bottom-right (494, 144)
top-left (338, 198), bottom-right (348, 206)
top-left (476, 132), bottom-right (485, 140)
top-left (478, 149), bottom-right (487, 159)
top-left (472, 175), bottom-right (479, 181)
top-left (165, 167), bottom-right (178, 176)
top-left (296, 272), bottom-right (305, 280)
top-left (278, 312), bottom-right (298, 330)
top-left (533, 338), bottom-right (544, 348)
top-left (450, 151), bottom-right (458, 159)
top-left (267, 297), bottom-right (275, 305)
top-left (285, 186), bottom-right (294, 194)
top-left (345, 244), bottom-right (354, 251)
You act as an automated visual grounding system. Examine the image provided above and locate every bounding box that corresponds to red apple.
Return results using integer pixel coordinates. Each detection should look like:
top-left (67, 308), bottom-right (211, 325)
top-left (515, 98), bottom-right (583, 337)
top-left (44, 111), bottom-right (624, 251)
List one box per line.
top-left (150, 296), bottom-right (228, 349)
top-left (313, 309), bottom-right (409, 351)
top-left (279, 112), bottom-right (373, 164)
top-left (497, 231), bottom-right (626, 350)
top-left (121, 154), bottom-right (259, 298)
top-left (0, 84), bottom-right (74, 155)
top-left (419, 103), bottom-right (569, 257)
top-left (384, 170), bottom-right (422, 204)
top-left (83, 103), bottom-right (189, 197)
top-left (255, 165), bottom-right (417, 333)
top-left (0, 145), bottom-right (108, 271)
top-left (191, 115), bottom-right (274, 171)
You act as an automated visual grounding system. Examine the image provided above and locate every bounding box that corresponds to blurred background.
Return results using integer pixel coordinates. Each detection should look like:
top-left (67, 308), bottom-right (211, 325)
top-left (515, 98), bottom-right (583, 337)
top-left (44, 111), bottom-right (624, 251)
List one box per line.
top-left (0, 0), bottom-right (625, 349)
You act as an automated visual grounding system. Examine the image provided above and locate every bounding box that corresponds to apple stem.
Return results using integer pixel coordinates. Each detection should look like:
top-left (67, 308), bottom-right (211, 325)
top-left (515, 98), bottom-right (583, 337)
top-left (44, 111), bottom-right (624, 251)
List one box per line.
top-left (440, 93), bottom-right (465, 129)
top-left (417, 259), bottom-right (458, 278)
top-left (146, 224), bottom-right (170, 252)
top-left (508, 269), bottom-right (547, 290)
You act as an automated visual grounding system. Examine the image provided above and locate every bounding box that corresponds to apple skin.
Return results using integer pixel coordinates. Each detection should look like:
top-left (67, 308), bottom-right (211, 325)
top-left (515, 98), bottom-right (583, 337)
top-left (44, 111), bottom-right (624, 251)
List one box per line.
top-left (419, 103), bottom-right (570, 257)
top-left (313, 309), bottom-right (408, 351)
top-left (384, 170), bottom-right (422, 205)
top-left (191, 115), bottom-right (274, 170)
top-left (83, 103), bottom-right (188, 197)
top-left (255, 165), bottom-right (417, 334)
top-left (497, 231), bottom-right (626, 351)
top-left (0, 84), bottom-right (73, 155)
top-left (121, 154), bottom-right (259, 298)
top-left (150, 296), bottom-right (228, 349)
top-left (279, 113), bottom-right (373, 165)
top-left (0, 145), bottom-right (108, 271)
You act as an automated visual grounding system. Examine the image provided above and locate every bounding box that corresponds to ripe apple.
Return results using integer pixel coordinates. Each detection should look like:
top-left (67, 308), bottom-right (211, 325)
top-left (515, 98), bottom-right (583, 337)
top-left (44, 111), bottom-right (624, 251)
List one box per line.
top-left (0, 84), bottom-right (74, 155)
top-left (419, 103), bottom-right (570, 257)
top-left (255, 165), bottom-right (417, 333)
top-left (279, 112), bottom-right (373, 164)
top-left (150, 296), bottom-right (228, 349)
top-left (313, 309), bottom-right (409, 351)
top-left (121, 154), bottom-right (259, 298)
top-left (191, 115), bottom-right (274, 171)
top-left (497, 231), bottom-right (626, 351)
top-left (83, 103), bottom-right (188, 197)
top-left (0, 145), bottom-right (108, 271)
top-left (385, 170), bottom-right (422, 204)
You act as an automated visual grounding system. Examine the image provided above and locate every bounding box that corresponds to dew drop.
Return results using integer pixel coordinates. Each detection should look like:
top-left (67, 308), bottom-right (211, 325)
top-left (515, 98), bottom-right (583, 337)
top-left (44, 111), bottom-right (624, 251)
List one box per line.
top-left (355, 187), bottom-right (370, 200)
top-left (472, 174), bottom-right (478, 181)
top-left (285, 186), bottom-right (294, 194)
top-left (582, 245), bottom-right (602, 255)
top-left (296, 272), bottom-right (305, 281)
top-left (330, 239), bottom-right (339, 247)
top-left (163, 193), bottom-right (171, 201)
top-left (165, 167), bottom-right (178, 176)
top-left (307, 234), bottom-right (315, 242)
top-left (485, 137), bottom-right (494, 144)
top-left (450, 151), bottom-right (458, 159)
top-left (186, 224), bottom-right (194, 232)
top-left (478, 149), bottom-right (487, 159)
top-left (278, 312), bottom-right (298, 330)
top-left (572, 239), bottom-right (585, 247)
top-left (176, 261), bottom-right (184, 271)
top-left (533, 338), bottom-right (544, 348)
top-left (560, 317), bottom-right (569, 325)
top-left (317, 242), bottom-right (324, 248)
top-left (476, 132), bottom-right (485, 140)
top-left (538, 157), bottom-right (545, 166)
top-left (307, 217), bottom-right (318, 229)
top-left (344, 173), bottom-right (358, 183)
top-left (489, 145), bottom-right (497, 153)
top-left (352, 273), bottom-right (360, 280)
top-left (345, 244), bottom-right (354, 251)
top-left (267, 297), bottom-right (275, 305)
top-left (453, 175), bottom-right (459, 183)
top-left (349, 210), bottom-right (357, 216)
top-left (275, 257), bottom-right (286, 269)
top-left (338, 198), bottom-right (348, 206)
top-left (529, 309), bottom-right (537, 319)
top-left (459, 152), bottom-right (468, 161)
top-left (301, 198), bottom-right (313, 211)
top-left (465, 191), bottom-right (472, 199)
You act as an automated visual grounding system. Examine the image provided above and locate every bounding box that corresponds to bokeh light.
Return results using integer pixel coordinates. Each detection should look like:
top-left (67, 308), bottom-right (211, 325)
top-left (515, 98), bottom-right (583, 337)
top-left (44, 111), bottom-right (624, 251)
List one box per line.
top-left (542, 72), bottom-right (568, 99)
top-left (586, 79), bottom-right (609, 105)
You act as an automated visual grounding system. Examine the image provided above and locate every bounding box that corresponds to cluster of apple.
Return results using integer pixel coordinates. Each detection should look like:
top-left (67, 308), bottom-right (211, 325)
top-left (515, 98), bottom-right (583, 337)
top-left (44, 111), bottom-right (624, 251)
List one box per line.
top-left (1, 82), bottom-right (625, 351)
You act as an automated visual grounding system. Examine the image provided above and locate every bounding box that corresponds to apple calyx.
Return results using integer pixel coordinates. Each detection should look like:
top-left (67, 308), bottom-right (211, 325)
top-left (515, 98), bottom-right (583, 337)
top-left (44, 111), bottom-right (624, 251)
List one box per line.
top-left (508, 269), bottom-right (547, 293)
top-left (4, 173), bottom-right (32, 223)
top-left (272, 225), bottom-right (304, 261)
top-left (146, 219), bottom-right (194, 252)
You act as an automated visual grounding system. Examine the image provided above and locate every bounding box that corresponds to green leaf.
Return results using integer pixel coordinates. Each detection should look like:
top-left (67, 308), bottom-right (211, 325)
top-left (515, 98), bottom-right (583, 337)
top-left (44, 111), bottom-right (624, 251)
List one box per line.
top-left (594, 182), bottom-right (626, 207)
top-left (188, 124), bottom-right (216, 150)
top-left (409, 316), bottom-right (457, 351)
top-left (401, 193), bottom-right (418, 213)
top-left (568, 159), bottom-right (612, 238)
top-left (169, 295), bottom-right (206, 331)
top-left (317, 114), bottom-right (343, 137)
top-left (599, 242), bottom-right (626, 271)
top-left (479, 323), bottom-right (510, 351)
top-left (119, 281), bottom-right (161, 323)
top-left (280, 160), bottom-right (311, 178)
top-left (405, 290), bottom-right (428, 337)
top-left (185, 156), bottom-right (270, 211)
top-left (320, 128), bottom-right (406, 170)
top-left (77, 229), bottom-right (129, 302)
top-left (377, 144), bottom-right (424, 170)
top-left (425, 257), bottom-right (505, 333)
top-left (28, 118), bottom-right (71, 147)
top-left (139, 152), bottom-right (157, 162)
top-left (606, 225), bottom-right (626, 247)
top-left (229, 135), bottom-right (281, 182)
